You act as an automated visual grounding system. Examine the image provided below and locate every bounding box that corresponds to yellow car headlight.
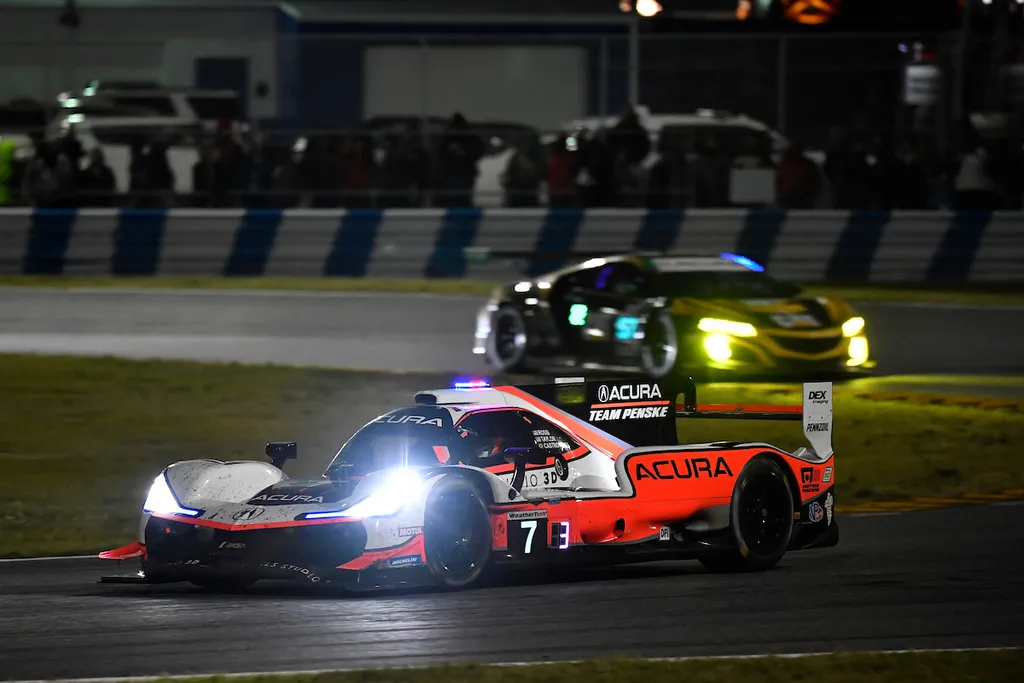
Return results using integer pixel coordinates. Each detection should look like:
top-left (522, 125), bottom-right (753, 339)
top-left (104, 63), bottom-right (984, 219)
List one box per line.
top-left (697, 318), bottom-right (757, 338)
top-left (847, 336), bottom-right (869, 366)
top-left (842, 316), bottom-right (865, 338)
top-left (703, 333), bottom-right (733, 362)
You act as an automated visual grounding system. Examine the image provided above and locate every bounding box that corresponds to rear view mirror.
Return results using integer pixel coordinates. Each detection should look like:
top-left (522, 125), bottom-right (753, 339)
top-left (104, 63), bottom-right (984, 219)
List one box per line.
top-left (266, 442), bottom-right (297, 470)
top-left (503, 446), bottom-right (548, 465)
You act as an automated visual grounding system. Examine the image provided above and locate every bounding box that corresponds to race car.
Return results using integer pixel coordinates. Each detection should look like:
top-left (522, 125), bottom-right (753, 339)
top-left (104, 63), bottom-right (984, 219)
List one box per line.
top-left (473, 252), bottom-right (873, 379)
top-left (99, 376), bottom-right (837, 592)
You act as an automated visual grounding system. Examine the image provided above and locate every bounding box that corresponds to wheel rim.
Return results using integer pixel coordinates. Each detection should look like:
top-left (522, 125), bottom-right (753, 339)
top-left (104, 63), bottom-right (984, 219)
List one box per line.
top-left (738, 473), bottom-right (791, 557)
top-left (640, 314), bottom-right (678, 377)
top-left (432, 492), bottom-right (487, 581)
top-left (491, 311), bottom-right (526, 365)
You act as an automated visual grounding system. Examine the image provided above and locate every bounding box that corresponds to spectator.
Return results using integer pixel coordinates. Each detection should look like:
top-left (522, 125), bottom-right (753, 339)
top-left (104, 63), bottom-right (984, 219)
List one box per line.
top-left (577, 129), bottom-right (615, 208)
top-left (646, 133), bottom-right (687, 209)
top-left (953, 130), bottom-right (1000, 210)
top-left (435, 112), bottom-right (483, 208)
top-left (22, 141), bottom-right (61, 208)
top-left (501, 132), bottom-right (544, 207)
top-left (78, 148), bottom-right (116, 207)
top-left (690, 136), bottom-right (730, 207)
top-left (606, 105), bottom-right (651, 206)
top-left (144, 138), bottom-right (175, 208)
top-left (192, 142), bottom-right (218, 207)
top-left (546, 133), bottom-right (578, 209)
top-left (377, 133), bottom-right (421, 208)
top-left (337, 134), bottom-right (374, 208)
top-left (824, 126), bottom-right (873, 209)
top-left (775, 137), bottom-right (821, 209)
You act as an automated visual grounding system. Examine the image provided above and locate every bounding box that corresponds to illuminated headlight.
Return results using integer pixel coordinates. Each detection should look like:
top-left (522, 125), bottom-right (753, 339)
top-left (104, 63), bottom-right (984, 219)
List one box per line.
top-left (842, 316), bottom-right (865, 338)
top-left (847, 336), bottom-right (869, 366)
top-left (304, 470), bottom-right (422, 520)
top-left (142, 473), bottom-right (200, 517)
top-left (698, 318), bottom-right (757, 337)
top-left (703, 333), bottom-right (733, 362)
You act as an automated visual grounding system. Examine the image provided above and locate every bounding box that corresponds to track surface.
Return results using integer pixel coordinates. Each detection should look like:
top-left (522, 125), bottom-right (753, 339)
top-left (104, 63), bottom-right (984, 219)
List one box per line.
top-left (1, 287), bottom-right (1023, 378)
top-left (1, 504), bottom-right (1022, 680)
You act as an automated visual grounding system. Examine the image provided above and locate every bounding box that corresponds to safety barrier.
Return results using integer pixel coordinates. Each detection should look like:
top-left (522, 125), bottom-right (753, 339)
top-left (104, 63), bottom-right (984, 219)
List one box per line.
top-left (0, 208), bottom-right (1021, 283)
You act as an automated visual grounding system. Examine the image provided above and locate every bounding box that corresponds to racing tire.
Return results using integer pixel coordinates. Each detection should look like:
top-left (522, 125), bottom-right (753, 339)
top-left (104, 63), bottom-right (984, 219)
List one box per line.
top-left (639, 312), bottom-right (679, 379)
top-left (188, 579), bottom-right (256, 592)
top-left (486, 306), bottom-right (530, 373)
top-left (423, 476), bottom-right (494, 591)
top-left (699, 456), bottom-right (794, 574)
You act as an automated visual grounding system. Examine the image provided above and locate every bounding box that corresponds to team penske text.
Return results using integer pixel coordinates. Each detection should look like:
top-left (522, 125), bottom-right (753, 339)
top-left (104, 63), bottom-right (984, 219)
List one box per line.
top-left (590, 406), bottom-right (669, 421)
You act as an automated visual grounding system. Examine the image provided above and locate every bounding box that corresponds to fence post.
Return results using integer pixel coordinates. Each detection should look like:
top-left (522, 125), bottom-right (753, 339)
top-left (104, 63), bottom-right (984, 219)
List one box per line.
top-left (599, 35), bottom-right (609, 116)
top-left (777, 35), bottom-right (787, 136)
top-left (628, 13), bottom-right (639, 104)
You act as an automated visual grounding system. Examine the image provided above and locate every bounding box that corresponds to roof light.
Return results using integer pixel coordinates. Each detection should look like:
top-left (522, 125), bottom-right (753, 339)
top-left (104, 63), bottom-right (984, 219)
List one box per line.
top-left (454, 380), bottom-right (490, 389)
top-left (721, 252), bottom-right (765, 272)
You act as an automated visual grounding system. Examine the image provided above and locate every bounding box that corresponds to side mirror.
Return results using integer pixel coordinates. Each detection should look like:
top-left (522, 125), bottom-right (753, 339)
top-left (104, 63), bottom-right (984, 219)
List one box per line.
top-left (266, 441), bottom-right (297, 470)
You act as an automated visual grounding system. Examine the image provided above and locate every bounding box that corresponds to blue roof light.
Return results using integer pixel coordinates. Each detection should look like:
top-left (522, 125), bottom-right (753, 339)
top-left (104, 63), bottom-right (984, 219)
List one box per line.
top-left (454, 380), bottom-right (490, 389)
top-left (721, 252), bottom-right (765, 272)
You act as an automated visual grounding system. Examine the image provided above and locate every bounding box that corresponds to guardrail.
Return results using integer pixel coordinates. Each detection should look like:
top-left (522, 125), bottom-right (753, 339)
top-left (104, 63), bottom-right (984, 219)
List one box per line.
top-left (0, 208), bottom-right (1020, 283)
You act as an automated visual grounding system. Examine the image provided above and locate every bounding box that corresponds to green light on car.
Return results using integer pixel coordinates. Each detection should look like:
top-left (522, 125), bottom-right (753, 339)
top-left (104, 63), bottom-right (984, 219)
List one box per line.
top-left (568, 304), bottom-right (588, 326)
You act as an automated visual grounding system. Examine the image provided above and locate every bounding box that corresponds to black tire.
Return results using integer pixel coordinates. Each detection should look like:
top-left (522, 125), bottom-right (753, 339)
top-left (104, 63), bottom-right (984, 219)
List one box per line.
top-left (423, 476), bottom-right (493, 590)
top-left (188, 579), bottom-right (256, 592)
top-left (639, 311), bottom-right (679, 379)
top-left (700, 457), bottom-right (794, 573)
top-left (486, 306), bottom-right (530, 373)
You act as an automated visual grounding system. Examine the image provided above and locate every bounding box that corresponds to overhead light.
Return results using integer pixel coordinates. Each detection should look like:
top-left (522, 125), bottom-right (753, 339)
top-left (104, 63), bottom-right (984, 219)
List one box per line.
top-left (636, 0), bottom-right (662, 16)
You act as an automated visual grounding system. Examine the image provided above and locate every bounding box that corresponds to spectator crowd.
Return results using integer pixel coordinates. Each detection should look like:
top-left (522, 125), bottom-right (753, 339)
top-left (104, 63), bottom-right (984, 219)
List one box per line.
top-left (0, 107), bottom-right (1020, 211)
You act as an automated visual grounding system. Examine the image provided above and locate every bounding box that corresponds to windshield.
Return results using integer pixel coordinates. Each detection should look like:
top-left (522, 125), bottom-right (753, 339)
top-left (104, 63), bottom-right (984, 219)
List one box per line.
top-left (325, 411), bottom-right (458, 479)
top-left (660, 271), bottom-right (801, 299)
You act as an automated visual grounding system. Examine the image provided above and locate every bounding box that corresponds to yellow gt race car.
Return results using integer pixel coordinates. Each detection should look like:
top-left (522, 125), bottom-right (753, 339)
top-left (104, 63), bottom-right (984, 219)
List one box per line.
top-left (474, 252), bottom-right (873, 379)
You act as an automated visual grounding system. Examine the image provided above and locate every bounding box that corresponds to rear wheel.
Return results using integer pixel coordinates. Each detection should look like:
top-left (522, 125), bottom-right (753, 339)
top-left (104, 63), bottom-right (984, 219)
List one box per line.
top-left (700, 457), bottom-right (794, 573)
top-left (486, 306), bottom-right (530, 373)
top-left (639, 312), bottom-right (678, 378)
top-left (423, 477), bottom-right (493, 590)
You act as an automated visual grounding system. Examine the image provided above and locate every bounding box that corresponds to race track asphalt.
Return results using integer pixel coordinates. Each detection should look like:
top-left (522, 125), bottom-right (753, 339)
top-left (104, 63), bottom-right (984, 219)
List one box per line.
top-left (1, 503), bottom-right (1022, 680)
top-left (1, 287), bottom-right (1022, 380)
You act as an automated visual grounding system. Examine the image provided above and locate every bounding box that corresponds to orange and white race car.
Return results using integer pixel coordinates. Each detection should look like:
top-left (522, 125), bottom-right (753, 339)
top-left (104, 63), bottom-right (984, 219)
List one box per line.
top-left (99, 376), bottom-right (836, 592)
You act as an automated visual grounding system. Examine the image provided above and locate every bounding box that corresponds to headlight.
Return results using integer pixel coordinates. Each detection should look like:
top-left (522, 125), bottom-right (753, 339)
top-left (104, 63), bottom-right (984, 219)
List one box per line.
top-left (698, 318), bottom-right (757, 337)
top-left (304, 469), bottom-right (422, 520)
top-left (143, 472), bottom-right (201, 517)
top-left (703, 333), bottom-right (733, 362)
top-left (842, 316), bottom-right (865, 337)
top-left (847, 336), bottom-right (869, 366)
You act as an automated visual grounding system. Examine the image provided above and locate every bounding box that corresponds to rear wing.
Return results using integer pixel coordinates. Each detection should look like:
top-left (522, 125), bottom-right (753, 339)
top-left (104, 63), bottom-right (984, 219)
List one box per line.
top-left (512, 376), bottom-right (833, 459)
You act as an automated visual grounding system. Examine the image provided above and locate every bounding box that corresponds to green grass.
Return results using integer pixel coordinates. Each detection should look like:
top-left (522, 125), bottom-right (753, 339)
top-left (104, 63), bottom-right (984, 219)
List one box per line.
top-left (0, 275), bottom-right (1022, 305)
top-left (95, 650), bottom-right (1024, 683)
top-left (1, 354), bottom-right (1022, 557)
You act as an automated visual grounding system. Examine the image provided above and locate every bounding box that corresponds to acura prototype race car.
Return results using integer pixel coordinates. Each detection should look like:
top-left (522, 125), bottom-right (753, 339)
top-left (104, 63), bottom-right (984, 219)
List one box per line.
top-left (473, 252), bottom-right (873, 379)
top-left (100, 376), bottom-right (837, 592)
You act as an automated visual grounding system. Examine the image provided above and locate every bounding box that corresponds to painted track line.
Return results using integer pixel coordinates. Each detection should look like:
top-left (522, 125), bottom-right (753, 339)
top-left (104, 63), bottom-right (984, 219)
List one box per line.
top-left (0, 287), bottom-right (486, 302)
top-left (0, 554), bottom-right (95, 564)
top-left (5, 647), bottom-right (1021, 683)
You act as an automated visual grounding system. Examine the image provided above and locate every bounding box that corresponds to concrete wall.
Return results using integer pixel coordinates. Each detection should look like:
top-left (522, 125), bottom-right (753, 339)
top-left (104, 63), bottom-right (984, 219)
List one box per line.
top-left (0, 4), bottom-right (279, 119)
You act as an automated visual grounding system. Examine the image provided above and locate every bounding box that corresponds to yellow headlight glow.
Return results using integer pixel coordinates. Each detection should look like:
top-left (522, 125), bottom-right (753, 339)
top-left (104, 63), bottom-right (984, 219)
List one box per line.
top-left (697, 318), bottom-right (757, 337)
top-left (703, 333), bottom-right (733, 362)
top-left (842, 316), bottom-right (865, 338)
top-left (847, 336), bottom-right (869, 366)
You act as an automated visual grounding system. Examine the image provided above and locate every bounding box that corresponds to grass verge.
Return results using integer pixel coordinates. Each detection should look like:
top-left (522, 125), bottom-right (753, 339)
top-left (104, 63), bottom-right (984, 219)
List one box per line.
top-left (0, 275), bottom-right (1023, 305)
top-left (85, 650), bottom-right (1024, 683)
top-left (1, 354), bottom-right (1022, 557)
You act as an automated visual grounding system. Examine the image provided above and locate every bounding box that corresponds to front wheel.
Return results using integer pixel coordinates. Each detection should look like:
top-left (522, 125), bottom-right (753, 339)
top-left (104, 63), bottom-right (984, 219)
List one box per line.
top-left (423, 477), bottom-right (493, 590)
top-left (486, 306), bottom-right (530, 373)
top-left (700, 456), bottom-right (794, 573)
top-left (639, 312), bottom-right (679, 379)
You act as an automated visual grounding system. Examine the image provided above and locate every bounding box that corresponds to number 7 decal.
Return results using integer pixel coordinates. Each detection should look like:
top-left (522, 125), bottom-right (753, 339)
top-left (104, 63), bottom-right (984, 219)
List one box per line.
top-left (521, 520), bottom-right (537, 554)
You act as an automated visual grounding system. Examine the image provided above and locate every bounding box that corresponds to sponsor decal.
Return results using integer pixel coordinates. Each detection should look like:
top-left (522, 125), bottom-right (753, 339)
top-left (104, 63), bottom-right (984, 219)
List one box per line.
top-left (807, 390), bottom-right (829, 404)
top-left (590, 405), bottom-right (669, 421)
top-left (634, 456), bottom-right (734, 481)
top-left (825, 492), bottom-right (834, 525)
top-left (218, 541), bottom-right (246, 549)
top-left (807, 422), bottom-right (829, 432)
top-left (771, 312), bottom-right (820, 329)
top-left (232, 508), bottom-right (265, 521)
top-left (801, 467), bottom-right (820, 494)
top-left (398, 525), bottom-right (423, 538)
top-left (260, 562), bottom-right (321, 582)
top-left (532, 429), bottom-right (571, 450)
top-left (250, 494), bottom-right (325, 504)
top-left (822, 466), bottom-right (833, 483)
top-left (597, 383), bottom-right (663, 403)
top-left (659, 526), bottom-right (671, 541)
top-left (386, 554), bottom-right (422, 568)
top-left (808, 502), bottom-right (824, 523)
top-left (373, 414), bottom-right (443, 427)
top-left (508, 509), bottom-right (548, 521)
top-left (510, 470), bottom-right (564, 488)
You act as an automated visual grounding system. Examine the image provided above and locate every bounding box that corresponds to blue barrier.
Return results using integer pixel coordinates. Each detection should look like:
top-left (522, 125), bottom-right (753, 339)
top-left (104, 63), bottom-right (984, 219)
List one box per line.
top-left (0, 207), bottom-right (1020, 283)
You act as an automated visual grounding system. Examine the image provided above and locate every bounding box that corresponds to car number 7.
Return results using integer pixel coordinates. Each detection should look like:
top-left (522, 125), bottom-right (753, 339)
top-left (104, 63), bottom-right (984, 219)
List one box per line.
top-left (521, 520), bottom-right (537, 554)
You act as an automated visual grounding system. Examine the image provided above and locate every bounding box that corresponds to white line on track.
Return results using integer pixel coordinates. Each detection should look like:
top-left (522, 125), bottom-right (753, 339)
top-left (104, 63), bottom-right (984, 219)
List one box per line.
top-left (849, 300), bottom-right (1024, 312)
top-left (6, 647), bottom-right (1020, 683)
top-left (0, 554), bottom-right (95, 564)
top-left (0, 287), bottom-right (486, 302)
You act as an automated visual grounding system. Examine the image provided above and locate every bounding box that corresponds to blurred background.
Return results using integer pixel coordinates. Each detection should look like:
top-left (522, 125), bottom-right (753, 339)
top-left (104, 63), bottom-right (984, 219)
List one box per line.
top-left (0, 0), bottom-right (1021, 212)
